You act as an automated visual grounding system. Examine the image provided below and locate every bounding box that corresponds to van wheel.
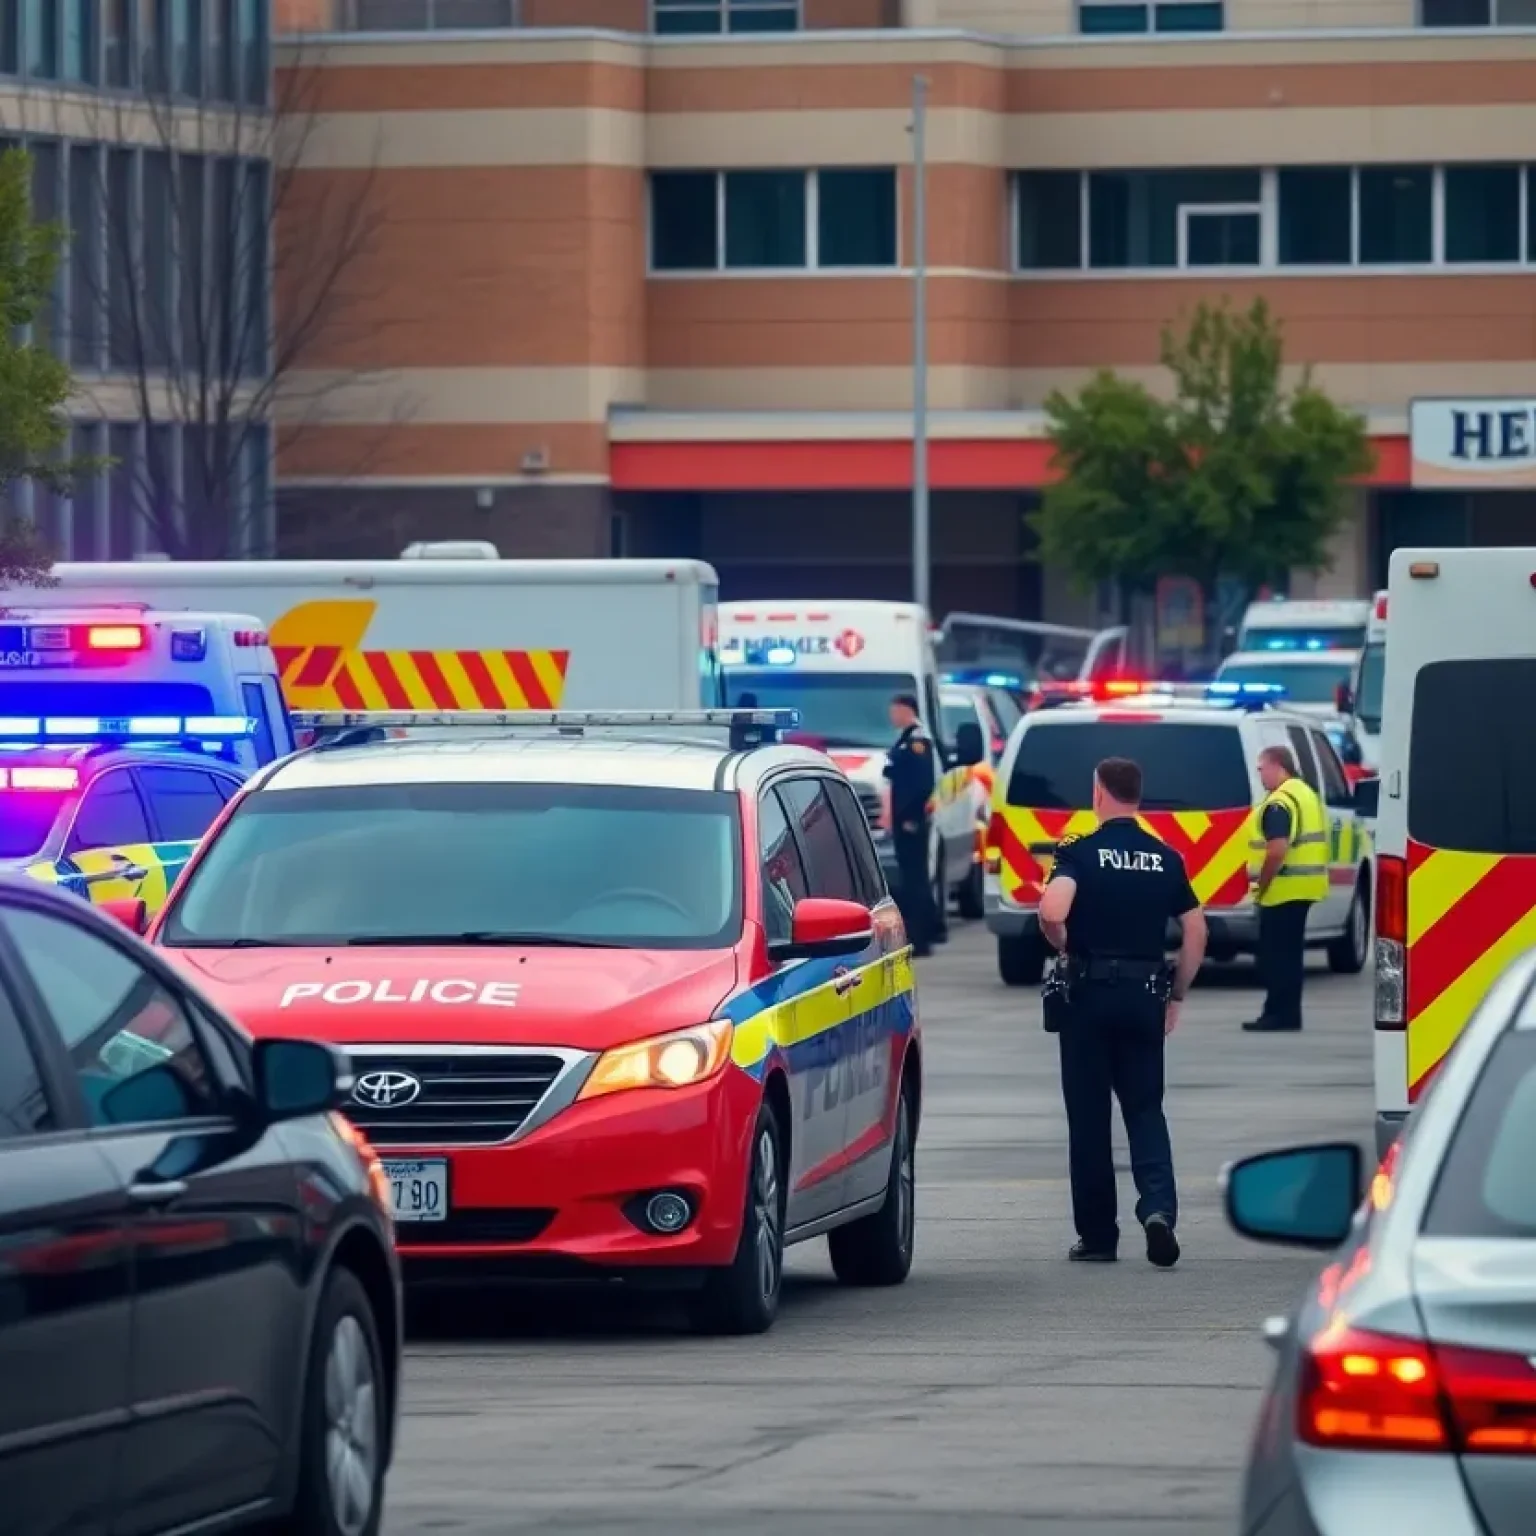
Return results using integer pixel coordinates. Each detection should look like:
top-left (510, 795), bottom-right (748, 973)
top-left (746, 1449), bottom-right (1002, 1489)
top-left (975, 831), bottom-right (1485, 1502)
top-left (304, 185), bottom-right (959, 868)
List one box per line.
top-left (998, 932), bottom-right (1046, 986)
top-left (828, 1074), bottom-right (916, 1287)
top-left (957, 859), bottom-right (985, 920)
top-left (691, 1103), bottom-right (785, 1336)
top-left (1328, 879), bottom-right (1370, 975)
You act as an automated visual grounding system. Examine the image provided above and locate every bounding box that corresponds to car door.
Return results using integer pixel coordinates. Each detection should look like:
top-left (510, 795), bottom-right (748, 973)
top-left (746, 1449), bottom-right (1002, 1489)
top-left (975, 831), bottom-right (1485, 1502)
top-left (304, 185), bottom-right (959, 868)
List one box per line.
top-left (135, 764), bottom-right (239, 899)
top-left (1, 903), bottom-right (307, 1536)
top-left (824, 775), bottom-right (902, 1209)
top-left (1310, 728), bottom-right (1362, 916)
top-left (0, 919), bottom-right (132, 1536)
top-left (57, 769), bottom-right (161, 911)
top-left (776, 775), bottom-right (886, 1222)
top-left (1282, 725), bottom-right (1336, 933)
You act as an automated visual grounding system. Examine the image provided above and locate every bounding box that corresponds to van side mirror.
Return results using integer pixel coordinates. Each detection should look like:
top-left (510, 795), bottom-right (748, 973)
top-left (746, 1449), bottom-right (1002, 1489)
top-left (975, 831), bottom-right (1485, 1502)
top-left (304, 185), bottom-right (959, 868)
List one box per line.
top-left (1335, 682), bottom-right (1353, 713)
top-left (768, 897), bottom-right (872, 962)
top-left (1353, 778), bottom-right (1379, 819)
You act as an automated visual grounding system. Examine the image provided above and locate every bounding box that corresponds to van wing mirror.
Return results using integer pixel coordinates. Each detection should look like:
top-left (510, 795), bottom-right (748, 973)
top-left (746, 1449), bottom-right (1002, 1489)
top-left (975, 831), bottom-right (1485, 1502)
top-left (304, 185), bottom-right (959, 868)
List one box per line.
top-left (1353, 777), bottom-right (1379, 819)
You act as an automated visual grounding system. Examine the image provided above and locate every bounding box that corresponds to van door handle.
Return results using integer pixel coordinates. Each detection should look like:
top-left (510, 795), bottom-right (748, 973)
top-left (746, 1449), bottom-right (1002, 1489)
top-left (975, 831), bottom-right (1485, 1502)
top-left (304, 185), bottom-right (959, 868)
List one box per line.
top-left (127, 1180), bottom-right (188, 1206)
top-left (833, 968), bottom-right (863, 995)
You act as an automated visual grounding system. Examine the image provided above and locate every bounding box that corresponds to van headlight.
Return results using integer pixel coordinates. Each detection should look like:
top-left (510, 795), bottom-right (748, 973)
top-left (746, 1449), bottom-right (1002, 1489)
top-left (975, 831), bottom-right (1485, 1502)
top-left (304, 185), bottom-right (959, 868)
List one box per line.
top-left (576, 1020), bottom-right (734, 1102)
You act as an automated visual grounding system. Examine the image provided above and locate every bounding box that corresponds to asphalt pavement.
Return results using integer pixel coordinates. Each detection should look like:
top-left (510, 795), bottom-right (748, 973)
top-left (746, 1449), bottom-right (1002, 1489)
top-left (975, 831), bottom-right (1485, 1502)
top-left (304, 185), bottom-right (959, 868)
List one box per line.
top-left (384, 925), bottom-right (1374, 1536)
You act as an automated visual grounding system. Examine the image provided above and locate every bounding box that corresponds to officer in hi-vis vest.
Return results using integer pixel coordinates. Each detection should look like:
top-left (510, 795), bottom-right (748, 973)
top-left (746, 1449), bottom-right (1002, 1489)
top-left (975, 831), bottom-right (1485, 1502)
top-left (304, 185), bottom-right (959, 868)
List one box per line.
top-left (1243, 745), bottom-right (1329, 1034)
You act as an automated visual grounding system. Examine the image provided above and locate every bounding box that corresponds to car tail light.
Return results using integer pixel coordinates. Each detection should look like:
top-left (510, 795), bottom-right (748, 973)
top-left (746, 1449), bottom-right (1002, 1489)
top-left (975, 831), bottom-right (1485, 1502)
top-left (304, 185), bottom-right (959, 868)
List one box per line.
top-left (1300, 1322), bottom-right (1536, 1456)
top-left (1375, 855), bottom-right (1406, 1029)
top-left (1374, 594), bottom-right (1388, 621)
top-left (87, 624), bottom-right (145, 651)
top-left (985, 810), bottom-right (1004, 875)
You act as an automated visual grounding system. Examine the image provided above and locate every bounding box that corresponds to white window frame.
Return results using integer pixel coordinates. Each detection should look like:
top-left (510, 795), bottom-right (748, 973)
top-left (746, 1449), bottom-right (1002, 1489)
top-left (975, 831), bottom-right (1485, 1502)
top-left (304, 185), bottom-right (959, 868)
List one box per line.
top-left (1176, 202), bottom-right (1261, 269)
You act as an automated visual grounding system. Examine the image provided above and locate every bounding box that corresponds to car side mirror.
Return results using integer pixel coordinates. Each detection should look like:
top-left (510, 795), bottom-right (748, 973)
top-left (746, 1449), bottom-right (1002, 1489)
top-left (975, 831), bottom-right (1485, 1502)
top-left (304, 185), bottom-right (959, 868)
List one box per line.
top-left (1353, 777), bottom-right (1379, 819)
top-left (1335, 681), bottom-right (1353, 713)
top-left (252, 1038), bottom-right (351, 1121)
top-left (99, 897), bottom-right (149, 935)
top-left (954, 721), bottom-right (985, 767)
top-left (768, 897), bottom-right (873, 962)
top-left (1222, 1142), bottom-right (1363, 1250)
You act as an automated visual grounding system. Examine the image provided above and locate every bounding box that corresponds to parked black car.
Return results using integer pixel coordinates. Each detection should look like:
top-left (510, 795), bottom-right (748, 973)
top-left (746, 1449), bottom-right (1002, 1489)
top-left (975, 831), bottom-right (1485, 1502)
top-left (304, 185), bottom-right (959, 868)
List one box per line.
top-left (0, 877), bottom-right (401, 1536)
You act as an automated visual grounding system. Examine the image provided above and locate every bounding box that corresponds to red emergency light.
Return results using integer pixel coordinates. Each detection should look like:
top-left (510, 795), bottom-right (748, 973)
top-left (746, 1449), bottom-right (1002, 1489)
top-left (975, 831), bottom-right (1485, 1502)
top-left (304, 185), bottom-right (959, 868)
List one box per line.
top-left (1374, 595), bottom-right (1388, 620)
top-left (0, 765), bottom-right (79, 790)
top-left (232, 630), bottom-right (269, 647)
top-left (87, 624), bottom-right (145, 651)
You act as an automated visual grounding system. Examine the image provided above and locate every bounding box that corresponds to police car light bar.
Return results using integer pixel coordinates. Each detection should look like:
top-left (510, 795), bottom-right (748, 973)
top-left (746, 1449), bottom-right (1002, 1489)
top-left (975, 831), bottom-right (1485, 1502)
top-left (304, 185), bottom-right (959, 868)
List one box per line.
top-left (291, 708), bottom-right (804, 751)
top-left (0, 715), bottom-right (256, 741)
top-left (1205, 681), bottom-right (1288, 708)
top-left (0, 765), bottom-right (79, 790)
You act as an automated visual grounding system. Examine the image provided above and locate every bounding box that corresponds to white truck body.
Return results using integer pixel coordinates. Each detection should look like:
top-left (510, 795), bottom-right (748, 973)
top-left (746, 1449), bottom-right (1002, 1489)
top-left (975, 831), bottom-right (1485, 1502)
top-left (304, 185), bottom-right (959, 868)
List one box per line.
top-left (37, 561), bottom-right (724, 713)
top-left (716, 599), bottom-right (977, 912)
top-left (1349, 590), bottom-right (1388, 773)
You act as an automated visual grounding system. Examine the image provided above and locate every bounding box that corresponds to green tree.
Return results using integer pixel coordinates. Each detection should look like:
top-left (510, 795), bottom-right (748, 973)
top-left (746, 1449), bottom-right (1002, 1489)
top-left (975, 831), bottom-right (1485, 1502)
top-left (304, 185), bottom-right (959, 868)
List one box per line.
top-left (0, 145), bottom-right (87, 593)
top-left (1032, 298), bottom-right (1374, 649)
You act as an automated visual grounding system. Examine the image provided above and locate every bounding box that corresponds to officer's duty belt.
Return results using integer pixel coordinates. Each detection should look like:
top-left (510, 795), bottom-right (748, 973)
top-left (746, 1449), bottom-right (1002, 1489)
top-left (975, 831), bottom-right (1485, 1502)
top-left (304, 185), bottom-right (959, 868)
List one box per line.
top-left (1073, 957), bottom-right (1166, 984)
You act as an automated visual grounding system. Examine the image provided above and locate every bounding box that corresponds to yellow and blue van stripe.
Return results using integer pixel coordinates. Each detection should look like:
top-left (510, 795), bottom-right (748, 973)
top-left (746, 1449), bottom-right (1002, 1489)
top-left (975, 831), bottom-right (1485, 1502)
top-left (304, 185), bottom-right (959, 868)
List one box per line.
top-left (719, 936), bottom-right (917, 1082)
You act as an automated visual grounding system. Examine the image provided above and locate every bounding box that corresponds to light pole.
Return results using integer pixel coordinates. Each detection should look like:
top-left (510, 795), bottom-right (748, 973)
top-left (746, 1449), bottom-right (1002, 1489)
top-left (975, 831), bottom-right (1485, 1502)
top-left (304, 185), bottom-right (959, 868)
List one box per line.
top-left (909, 74), bottom-right (930, 614)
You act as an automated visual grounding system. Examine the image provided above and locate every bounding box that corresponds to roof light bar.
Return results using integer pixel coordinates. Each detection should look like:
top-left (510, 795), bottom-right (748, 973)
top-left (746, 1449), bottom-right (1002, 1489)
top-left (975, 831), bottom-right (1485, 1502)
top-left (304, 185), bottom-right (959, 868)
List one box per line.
top-left (87, 625), bottom-right (146, 651)
top-left (0, 765), bottom-right (79, 790)
top-left (1206, 681), bottom-right (1288, 709)
top-left (0, 715), bottom-right (255, 741)
top-left (292, 708), bottom-right (804, 752)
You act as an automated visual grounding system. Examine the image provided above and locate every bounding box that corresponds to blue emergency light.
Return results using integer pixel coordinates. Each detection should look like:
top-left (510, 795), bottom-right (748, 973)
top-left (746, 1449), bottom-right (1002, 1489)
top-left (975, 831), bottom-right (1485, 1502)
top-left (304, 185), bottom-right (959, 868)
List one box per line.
top-left (1206, 681), bottom-right (1288, 708)
top-left (721, 643), bottom-right (798, 667)
top-left (0, 714), bottom-right (256, 742)
top-left (942, 669), bottom-right (1025, 690)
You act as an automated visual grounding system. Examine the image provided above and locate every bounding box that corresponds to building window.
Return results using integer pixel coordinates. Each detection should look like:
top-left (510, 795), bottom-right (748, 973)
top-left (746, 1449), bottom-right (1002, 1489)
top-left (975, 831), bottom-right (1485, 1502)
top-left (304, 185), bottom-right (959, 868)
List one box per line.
top-left (206, 0), bottom-right (231, 100)
top-left (1088, 169), bottom-right (1261, 269)
top-left (68, 422), bottom-right (104, 560)
top-left (350, 1), bottom-right (517, 28)
top-left (1422, 0), bottom-right (1536, 23)
top-left (1016, 171), bottom-right (1082, 270)
top-left (0, 4), bottom-right (17, 75)
top-left (104, 0), bottom-right (133, 88)
top-left (1079, 1), bottom-right (1223, 31)
top-left (1278, 168), bottom-right (1352, 265)
top-left (142, 150), bottom-right (173, 368)
top-left (1358, 166), bottom-right (1432, 265)
top-left (652, 0), bottom-right (798, 33)
top-left (237, 0), bottom-right (266, 105)
top-left (62, 0), bottom-right (96, 84)
top-left (28, 141), bottom-right (60, 353)
top-left (176, 154), bottom-right (205, 371)
top-left (650, 170), bottom-right (899, 273)
top-left (1444, 164), bottom-right (1521, 263)
top-left (171, 0), bottom-right (200, 97)
top-left (68, 144), bottom-right (100, 369)
top-left (23, 0), bottom-right (56, 78)
top-left (107, 423), bottom-right (139, 560)
top-left (106, 149), bottom-right (136, 368)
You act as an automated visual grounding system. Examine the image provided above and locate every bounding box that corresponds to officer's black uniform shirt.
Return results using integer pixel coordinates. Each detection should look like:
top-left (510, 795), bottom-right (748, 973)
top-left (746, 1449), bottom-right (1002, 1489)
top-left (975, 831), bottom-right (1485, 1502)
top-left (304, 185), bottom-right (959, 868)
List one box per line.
top-left (1046, 817), bottom-right (1199, 959)
top-left (1260, 801), bottom-right (1293, 841)
top-left (885, 723), bottom-right (937, 826)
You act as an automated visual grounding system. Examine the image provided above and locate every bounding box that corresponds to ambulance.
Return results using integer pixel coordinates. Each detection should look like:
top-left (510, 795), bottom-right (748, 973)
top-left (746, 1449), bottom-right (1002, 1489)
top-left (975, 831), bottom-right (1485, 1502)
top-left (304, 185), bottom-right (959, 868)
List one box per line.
top-left (1369, 548), bottom-right (1536, 1155)
top-left (718, 602), bottom-right (983, 915)
top-left (1236, 597), bottom-right (1371, 654)
top-left (36, 559), bottom-right (724, 714)
top-left (1345, 589), bottom-right (1388, 773)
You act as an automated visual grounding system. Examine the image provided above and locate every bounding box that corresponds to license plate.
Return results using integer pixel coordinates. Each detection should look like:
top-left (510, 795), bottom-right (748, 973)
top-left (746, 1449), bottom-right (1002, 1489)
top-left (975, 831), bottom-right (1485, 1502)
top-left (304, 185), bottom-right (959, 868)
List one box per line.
top-left (381, 1159), bottom-right (448, 1223)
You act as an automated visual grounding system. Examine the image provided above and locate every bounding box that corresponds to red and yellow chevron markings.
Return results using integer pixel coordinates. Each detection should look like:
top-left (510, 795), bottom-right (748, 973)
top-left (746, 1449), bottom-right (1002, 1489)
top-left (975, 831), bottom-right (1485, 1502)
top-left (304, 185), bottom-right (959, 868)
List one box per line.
top-left (1404, 838), bottom-right (1536, 1099)
top-left (268, 599), bottom-right (570, 712)
top-left (990, 803), bottom-right (1252, 907)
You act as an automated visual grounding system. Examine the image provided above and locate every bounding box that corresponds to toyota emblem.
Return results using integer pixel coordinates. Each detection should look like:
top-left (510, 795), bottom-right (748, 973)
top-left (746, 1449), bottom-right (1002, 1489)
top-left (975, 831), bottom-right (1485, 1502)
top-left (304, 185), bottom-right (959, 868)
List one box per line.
top-left (352, 1070), bottom-right (423, 1109)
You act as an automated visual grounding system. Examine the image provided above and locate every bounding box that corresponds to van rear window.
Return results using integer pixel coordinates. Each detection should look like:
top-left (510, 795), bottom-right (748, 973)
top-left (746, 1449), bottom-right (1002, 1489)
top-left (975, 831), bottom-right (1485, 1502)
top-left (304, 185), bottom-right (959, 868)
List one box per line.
top-left (1409, 659), bottom-right (1536, 854)
top-left (1007, 722), bottom-right (1250, 811)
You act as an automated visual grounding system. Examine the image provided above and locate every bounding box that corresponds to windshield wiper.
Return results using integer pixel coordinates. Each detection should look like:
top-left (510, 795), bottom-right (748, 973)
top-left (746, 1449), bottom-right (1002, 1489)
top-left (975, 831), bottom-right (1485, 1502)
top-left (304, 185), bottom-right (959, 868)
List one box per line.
top-left (171, 936), bottom-right (293, 948)
top-left (343, 932), bottom-right (626, 949)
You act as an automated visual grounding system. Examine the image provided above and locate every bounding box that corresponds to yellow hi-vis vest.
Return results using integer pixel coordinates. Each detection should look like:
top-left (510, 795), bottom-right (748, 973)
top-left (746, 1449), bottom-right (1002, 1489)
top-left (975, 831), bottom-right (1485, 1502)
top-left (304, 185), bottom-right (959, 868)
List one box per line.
top-left (1247, 776), bottom-right (1329, 906)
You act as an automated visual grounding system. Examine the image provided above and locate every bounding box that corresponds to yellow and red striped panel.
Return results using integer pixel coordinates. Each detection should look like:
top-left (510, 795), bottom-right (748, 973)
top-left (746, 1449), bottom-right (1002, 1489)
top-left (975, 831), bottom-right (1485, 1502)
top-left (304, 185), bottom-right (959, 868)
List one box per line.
top-left (990, 804), bottom-right (1252, 908)
top-left (274, 646), bottom-right (570, 712)
top-left (1405, 838), bottom-right (1536, 1099)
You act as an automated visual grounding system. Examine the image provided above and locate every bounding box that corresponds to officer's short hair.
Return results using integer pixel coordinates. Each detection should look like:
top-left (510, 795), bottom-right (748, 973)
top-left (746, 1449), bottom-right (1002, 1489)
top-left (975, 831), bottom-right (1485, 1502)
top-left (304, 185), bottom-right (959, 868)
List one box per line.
top-left (891, 693), bottom-right (920, 713)
top-left (1095, 757), bottom-right (1142, 805)
top-left (1259, 745), bottom-right (1297, 776)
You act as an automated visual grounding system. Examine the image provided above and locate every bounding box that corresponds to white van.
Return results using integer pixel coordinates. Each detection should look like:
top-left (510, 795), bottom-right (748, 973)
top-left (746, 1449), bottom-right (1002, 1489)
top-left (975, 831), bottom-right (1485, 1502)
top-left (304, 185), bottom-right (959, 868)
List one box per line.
top-left (1236, 597), bottom-right (1370, 654)
top-left (1212, 647), bottom-right (1360, 719)
top-left (1370, 548), bottom-right (1536, 1156)
top-left (719, 601), bottom-right (982, 916)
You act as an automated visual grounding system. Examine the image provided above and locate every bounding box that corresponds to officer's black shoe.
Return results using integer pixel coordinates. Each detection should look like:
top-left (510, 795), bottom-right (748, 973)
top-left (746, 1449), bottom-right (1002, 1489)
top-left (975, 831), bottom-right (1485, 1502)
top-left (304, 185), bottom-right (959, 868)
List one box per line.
top-left (1242, 1016), bottom-right (1302, 1032)
top-left (1144, 1214), bottom-right (1180, 1269)
top-left (1068, 1241), bottom-right (1117, 1263)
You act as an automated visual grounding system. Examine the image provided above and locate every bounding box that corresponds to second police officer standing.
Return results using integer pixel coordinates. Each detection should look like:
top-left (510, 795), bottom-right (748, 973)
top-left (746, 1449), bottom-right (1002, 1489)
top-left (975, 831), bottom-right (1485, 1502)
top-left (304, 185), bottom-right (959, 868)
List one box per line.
top-left (1036, 757), bottom-right (1208, 1269)
top-left (885, 693), bottom-right (941, 958)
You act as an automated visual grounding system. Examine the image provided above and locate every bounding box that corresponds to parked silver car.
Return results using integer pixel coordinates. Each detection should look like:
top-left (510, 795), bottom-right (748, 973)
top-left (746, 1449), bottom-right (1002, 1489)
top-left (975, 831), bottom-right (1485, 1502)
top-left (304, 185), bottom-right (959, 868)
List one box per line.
top-left (1223, 948), bottom-right (1536, 1536)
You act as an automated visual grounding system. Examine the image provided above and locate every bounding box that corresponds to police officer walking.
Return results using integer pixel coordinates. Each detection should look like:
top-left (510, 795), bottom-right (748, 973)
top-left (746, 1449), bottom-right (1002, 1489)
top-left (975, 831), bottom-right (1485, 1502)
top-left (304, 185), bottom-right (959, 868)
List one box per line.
top-left (885, 693), bottom-right (940, 958)
top-left (1243, 745), bottom-right (1328, 1033)
top-left (1037, 757), bottom-right (1208, 1268)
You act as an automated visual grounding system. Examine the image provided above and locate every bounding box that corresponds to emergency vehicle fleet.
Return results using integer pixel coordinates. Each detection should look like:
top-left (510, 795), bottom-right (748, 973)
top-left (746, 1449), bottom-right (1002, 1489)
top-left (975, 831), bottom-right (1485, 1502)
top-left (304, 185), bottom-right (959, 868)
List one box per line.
top-left (718, 602), bottom-right (984, 918)
top-left (1369, 548), bottom-right (1536, 1155)
top-left (39, 557), bottom-right (725, 714)
top-left (0, 608), bottom-right (288, 918)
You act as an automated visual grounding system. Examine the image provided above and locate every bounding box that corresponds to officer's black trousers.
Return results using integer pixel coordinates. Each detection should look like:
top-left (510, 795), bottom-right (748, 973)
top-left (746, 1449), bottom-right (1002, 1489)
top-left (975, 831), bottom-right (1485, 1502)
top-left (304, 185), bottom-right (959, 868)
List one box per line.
top-left (1257, 899), bottom-right (1311, 1029)
top-left (893, 827), bottom-right (938, 951)
top-left (1057, 985), bottom-right (1176, 1251)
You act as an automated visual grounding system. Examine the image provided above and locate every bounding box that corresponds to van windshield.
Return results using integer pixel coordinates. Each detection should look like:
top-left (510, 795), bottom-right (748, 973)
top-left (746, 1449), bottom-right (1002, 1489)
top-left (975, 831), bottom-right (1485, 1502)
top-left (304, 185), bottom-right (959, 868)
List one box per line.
top-left (1355, 642), bottom-right (1385, 733)
top-left (722, 670), bottom-right (917, 749)
top-left (1409, 659), bottom-right (1536, 854)
top-left (1007, 722), bottom-right (1250, 811)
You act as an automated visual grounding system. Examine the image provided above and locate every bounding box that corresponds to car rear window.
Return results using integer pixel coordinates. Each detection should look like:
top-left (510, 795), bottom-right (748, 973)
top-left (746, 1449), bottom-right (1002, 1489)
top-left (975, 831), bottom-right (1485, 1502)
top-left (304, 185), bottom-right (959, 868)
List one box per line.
top-left (1409, 659), bottom-right (1536, 854)
top-left (1007, 721), bottom-right (1250, 811)
top-left (1422, 1026), bottom-right (1536, 1239)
